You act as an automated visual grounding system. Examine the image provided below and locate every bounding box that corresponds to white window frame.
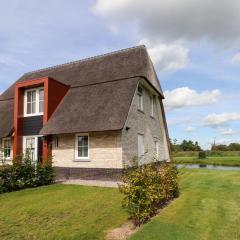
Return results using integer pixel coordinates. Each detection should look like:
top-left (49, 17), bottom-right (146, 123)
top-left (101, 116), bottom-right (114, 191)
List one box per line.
top-left (2, 138), bottom-right (11, 160)
top-left (75, 133), bottom-right (89, 160)
top-left (137, 133), bottom-right (144, 158)
top-left (24, 87), bottom-right (44, 117)
top-left (23, 136), bottom-right (40, 162)
top-left (137, 87), bottom-right (144, 111)
top-left (154, 140), bottom-right (159, 157)
top-left (150, 96), bottom-right (154, 117)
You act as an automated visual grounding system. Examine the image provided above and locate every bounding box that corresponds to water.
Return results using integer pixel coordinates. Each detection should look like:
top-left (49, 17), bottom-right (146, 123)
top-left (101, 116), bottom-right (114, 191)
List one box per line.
top-left (177, 164), bottom-right (240, 171)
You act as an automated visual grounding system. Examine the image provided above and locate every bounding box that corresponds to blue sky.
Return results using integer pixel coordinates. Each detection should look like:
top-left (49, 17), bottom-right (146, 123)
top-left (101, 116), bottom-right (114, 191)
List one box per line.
top-left (0, 0), bottom-right (239, 149)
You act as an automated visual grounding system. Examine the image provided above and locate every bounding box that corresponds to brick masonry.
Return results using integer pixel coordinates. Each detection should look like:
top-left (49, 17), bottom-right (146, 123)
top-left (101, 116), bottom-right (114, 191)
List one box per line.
top-left (122, 79), bottom-right (170, 167)
top-left (52, 131), bottom-right (123, 169)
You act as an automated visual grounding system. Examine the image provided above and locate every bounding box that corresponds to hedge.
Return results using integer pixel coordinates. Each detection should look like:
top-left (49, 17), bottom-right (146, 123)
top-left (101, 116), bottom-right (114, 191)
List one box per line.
top-left (119, 162), bottom-right (179, 226)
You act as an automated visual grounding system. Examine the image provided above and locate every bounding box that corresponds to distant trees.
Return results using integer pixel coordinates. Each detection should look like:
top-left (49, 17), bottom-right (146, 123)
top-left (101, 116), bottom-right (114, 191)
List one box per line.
top-left (211, 143), bottom-right (240, 151)
top-left (170, 139), bottom-right (202, 152)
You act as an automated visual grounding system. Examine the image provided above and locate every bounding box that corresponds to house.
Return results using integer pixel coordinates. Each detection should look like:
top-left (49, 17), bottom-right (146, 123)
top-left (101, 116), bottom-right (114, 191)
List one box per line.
top-left (0, 45), bottom-right (170, 180)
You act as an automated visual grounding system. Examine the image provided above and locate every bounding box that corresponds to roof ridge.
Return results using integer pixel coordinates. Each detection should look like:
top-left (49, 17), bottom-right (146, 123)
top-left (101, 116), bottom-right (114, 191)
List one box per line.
top-left (25, 45), bottom-right (146, 75)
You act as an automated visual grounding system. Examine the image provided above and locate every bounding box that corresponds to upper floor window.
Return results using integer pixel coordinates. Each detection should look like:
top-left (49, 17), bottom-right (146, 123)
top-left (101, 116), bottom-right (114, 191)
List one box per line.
top-left (150, 95), bottom-right (155, 117)
top-left (24, 87), bottom-right (44, 117)
top-left (2, 138), bottom-right (11, 159)
top-left (137, 86), bottom-right (143, 111)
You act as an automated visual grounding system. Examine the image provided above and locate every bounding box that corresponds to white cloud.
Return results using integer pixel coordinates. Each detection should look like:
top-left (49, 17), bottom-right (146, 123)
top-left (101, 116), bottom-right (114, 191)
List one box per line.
top-left (203, 112), bottom-right (240, 127)
top-left (219, 128), bottom-right (237, 136)
top-left (163, 87), bottom-right (220, 111)
top-left (185, 126), bottom-right (195, 133)
top-left (230, 52), bottom-right (240, 63)
top-left (139, 39), bottom-right (189, 71)
top-left (94, 0), bottom-right (240, 45)
top-left (214, 138), bottom-right (240, 145)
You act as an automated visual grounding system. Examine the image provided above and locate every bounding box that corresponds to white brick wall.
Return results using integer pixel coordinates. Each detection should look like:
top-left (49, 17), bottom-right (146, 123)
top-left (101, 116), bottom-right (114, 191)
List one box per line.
top-left (122, 80), bottom-right (170, 167)
top-left (52, 131), bottom-right (123, 169)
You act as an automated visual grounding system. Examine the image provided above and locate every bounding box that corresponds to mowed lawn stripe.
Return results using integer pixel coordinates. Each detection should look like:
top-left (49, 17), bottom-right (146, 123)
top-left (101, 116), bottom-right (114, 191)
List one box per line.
top-left (0, 184), bottom-right (128, 240)
top-left (130, 169), bottom-right (240, 240)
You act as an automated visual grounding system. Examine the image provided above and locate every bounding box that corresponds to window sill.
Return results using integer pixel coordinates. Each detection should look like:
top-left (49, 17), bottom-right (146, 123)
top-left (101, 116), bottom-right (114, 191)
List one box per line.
top-left (73, 159), bottom-right (90, 162)
top-left (24, 113), bottom-right (44, 118)
top-left (137, 109), bottom-right (144, 114)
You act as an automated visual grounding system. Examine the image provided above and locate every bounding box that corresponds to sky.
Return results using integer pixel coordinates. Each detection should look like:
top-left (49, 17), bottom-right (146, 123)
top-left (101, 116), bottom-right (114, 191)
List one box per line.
top-left (0, 0), bottom-right (239, 149)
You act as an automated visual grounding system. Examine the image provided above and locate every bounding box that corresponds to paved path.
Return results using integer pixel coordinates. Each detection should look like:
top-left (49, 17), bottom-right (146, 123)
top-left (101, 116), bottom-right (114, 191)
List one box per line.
top-left (61, 179), bottom-right (121, 188)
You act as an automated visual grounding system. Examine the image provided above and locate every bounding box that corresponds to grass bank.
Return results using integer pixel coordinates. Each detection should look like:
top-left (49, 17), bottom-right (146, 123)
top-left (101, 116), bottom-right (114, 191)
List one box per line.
top-left (130, 169), bottom-right (240, 240)
top-left (173, 156), bottom-right (240, 166)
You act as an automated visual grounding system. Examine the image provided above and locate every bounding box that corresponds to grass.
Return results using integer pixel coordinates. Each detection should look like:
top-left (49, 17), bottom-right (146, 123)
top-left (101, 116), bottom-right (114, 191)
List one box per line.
top-left (130, 169), bottom-right (240, 240)
top-left (1, 169), bottom-right (240, 240)
top-left (0, 184), bottom-right (128, 240)
top-left (173, 156), bottom-right (240, 166)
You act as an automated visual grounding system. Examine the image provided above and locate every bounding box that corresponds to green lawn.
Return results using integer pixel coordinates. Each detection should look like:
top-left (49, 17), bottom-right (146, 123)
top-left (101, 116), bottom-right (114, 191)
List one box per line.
top-left (130, 169), bottom-right (240, 240)
top-left (0, 169), bottom-right (240, 240)
top-left (0, 184), bottom-right (127, 240)
top-left (173, 156), bottom-right (240, 166)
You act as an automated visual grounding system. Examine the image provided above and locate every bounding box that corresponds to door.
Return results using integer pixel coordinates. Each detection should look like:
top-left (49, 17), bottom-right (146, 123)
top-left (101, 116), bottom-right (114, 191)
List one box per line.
top-left (37, 137), bottom-right (43, 163)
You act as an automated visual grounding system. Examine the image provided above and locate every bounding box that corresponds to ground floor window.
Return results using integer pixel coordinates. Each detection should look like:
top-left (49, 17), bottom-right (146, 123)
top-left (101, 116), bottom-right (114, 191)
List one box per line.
top-left (137, 134), bottom-right (144, 158)
top-left (2, 138), bottom-right (11, 159)
top-left (75, 134), bottom-right (89, 160)
top-left (154, 140), bottom-right (159, 157)
top-left (23, 136), bottom-right (42, 162)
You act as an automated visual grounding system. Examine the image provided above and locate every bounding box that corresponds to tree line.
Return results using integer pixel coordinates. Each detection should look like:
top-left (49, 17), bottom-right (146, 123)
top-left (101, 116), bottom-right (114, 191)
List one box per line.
top-left (170, 139), bottom-right (240, 152)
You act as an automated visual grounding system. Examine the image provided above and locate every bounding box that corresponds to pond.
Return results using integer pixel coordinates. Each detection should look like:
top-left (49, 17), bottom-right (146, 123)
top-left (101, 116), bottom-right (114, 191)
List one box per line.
top-left (176, 164), bottom-right (240, 171)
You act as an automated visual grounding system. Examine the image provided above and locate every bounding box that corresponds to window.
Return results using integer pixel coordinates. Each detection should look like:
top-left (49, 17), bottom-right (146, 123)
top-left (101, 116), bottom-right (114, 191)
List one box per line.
top-left (39, 89), bottom-right (44, 113)
top-left (75, 134), bottom-right (89, 159)
top-left (154, 141), bottom-right (159, 157)
top-left (137, 134), bottom-right (144, 158)
top-left (150, 96), bottom-right (155, 117)
top-left (24, 88), bottom-right (44, 116)
top-left (137, 86), bottom-right (143, 111)
top-left (24, 136), bottom-right (37, 161)
top-left (3, 138), bottom-right (11, 159)
top-left (26, 90), bottom-right (36, 115)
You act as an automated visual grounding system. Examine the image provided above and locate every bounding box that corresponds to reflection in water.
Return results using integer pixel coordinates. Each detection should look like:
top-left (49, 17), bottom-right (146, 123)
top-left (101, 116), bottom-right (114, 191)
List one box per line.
top-left (177, 164), bottom-right (240, 171)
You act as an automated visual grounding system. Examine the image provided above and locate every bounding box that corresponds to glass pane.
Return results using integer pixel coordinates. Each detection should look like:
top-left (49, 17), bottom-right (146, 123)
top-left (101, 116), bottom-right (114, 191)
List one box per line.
top-left (78, 147), bottom-right (83, 157)
top-left (32, 102), bottom-right (36, 113)
top-left (39, 89), bottom-right (44, 101)
top-left (83, 146), bottom-right (88, 157)
top-left (32, 91), bottom-right (36, 102)
top-left (39, 100), bottom-right (44, 113)
top-left (27, 103), bottom-right (31, 114)
top-left (27, 91), bottom-right (32, 103)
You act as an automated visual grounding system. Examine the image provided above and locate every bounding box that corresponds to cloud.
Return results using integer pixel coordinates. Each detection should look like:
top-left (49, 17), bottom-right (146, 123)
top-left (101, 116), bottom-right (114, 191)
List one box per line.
top-left (213, 138), bottom-right (240, 145)
top-left (230, 52), bottom-right (240, 63)
top-left (94, 0), bottom-right (240, 45)
top-left (203, 112), bottom-right (240, 127)
top-left (184, 126), bottom-right (196, 133)
top-left (163, 87), bottom-right (220, 111)
top-left (139, 39), bottom-right (189, 71)
top-left (219, 128), bottom-right (238, 136)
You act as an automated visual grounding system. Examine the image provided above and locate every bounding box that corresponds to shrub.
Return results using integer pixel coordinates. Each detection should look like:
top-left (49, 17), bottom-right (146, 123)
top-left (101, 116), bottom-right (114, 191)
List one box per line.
top-left (119, 162), bottom-right (179, 226)
top-left (0, 153), bottom-right (55, 194)
top-left (199, 151), bottom-right (206, 159)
